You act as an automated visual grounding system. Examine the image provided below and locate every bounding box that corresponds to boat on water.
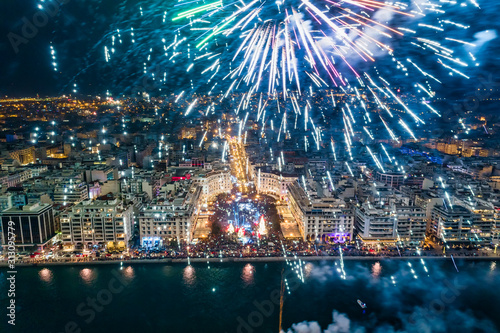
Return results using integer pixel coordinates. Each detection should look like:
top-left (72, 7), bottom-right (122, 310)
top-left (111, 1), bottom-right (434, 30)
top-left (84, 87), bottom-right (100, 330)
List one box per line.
top-left (357, 299), bottom-right (367, 309)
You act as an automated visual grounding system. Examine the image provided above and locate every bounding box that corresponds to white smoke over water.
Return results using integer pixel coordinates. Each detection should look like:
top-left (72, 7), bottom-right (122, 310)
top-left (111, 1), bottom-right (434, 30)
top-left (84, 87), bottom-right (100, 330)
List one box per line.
top-left (285, 261), bottom-right (499, 333)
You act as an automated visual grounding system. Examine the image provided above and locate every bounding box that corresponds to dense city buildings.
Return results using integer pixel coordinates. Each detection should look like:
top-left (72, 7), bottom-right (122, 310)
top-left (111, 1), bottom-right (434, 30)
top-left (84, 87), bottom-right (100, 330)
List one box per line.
top-left (0, 94), bottom-right (499, 255)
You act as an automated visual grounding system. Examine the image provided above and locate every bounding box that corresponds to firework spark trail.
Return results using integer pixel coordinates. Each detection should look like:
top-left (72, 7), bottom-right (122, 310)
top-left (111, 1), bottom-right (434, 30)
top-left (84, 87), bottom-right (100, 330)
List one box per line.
top-left (176, 0), bottom-right (464, 106)
top-left (45, 1), bottom-right (483, 183)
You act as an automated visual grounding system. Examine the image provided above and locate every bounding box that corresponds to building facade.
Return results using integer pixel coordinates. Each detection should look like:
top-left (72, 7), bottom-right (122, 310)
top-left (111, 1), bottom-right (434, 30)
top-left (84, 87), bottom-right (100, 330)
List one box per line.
top-left (53, 180), bottom-right (89, 205)
top-left (430, 205), bottom-right (475, 244)
top-left (196, 170), bottom-right (232, 202)
top-left (287, 182), bottom-right (354, 243)
top-left (256, 170), bottom-right (296, 200)
top-left (355, 203), bottom-right (426, 245)
top-left (139, 185), bottom-right (202, 247)
top-left (60, 198), bottom-right (133, 250)
top-left (375, 172), bottom-right (405, 189)
top-left (1, 203), bottom-right (55, 249)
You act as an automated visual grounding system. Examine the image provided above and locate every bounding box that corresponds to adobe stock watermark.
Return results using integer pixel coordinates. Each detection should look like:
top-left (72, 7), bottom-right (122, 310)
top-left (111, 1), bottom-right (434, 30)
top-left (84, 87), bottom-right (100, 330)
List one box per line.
top-left (408, 276), bottom-right (467, 326)
top-left (50, 268), bottom-right (130, 333)
top-left (6, 220), bottom-right (17, 327)
top-left (7, 0), bottom-right (71, 54)
top-left (236, 269), bottom-right (303, 333)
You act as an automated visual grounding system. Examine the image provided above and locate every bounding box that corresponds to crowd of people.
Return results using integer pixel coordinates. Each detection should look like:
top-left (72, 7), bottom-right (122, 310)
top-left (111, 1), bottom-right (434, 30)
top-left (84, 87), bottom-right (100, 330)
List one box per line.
top-left (4, 237), bottom-right (497, 265)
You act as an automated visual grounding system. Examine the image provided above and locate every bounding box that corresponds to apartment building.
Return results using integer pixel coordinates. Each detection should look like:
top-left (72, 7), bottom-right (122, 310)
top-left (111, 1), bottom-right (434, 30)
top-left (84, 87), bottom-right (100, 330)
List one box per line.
top-left (60, 198), bottom-right (133, 250)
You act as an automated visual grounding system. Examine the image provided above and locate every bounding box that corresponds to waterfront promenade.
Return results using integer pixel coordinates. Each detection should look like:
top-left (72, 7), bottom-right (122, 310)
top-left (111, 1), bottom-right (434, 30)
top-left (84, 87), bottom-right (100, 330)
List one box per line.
top-left (1, 253), bottom-right (498, 267)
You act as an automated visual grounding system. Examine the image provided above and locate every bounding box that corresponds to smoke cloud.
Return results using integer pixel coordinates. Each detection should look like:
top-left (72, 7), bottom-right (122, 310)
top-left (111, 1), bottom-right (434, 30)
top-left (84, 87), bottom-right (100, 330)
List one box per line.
top-left (285, 260), bottom-right (499, 333)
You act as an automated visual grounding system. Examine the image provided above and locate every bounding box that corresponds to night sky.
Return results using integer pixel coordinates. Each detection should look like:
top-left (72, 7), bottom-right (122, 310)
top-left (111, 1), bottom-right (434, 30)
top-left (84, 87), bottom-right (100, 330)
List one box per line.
top-left (1, 0), bottom-right (499, 98)
top-left (1, 1), bottom-right (59, 96)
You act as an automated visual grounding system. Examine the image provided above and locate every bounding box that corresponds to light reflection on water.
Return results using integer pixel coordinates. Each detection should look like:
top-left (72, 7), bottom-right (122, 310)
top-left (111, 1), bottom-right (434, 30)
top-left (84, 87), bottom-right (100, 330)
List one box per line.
top-left (11, 260), bottom-right (500, 332)
top-left (371, 261), bottom-right (382, 278)
top-left (79, 268), bottom-right (95, 284)
top-left (183, 265), bottom-right (196, 285)
top-left (123, 266), bottom-right (134, 279)
top-left (241, 263), bottom-right (254, 285)
top-left (39, 268), bottom-right (53, 283)
top-left (304, 263), bottom-right (314, 278)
